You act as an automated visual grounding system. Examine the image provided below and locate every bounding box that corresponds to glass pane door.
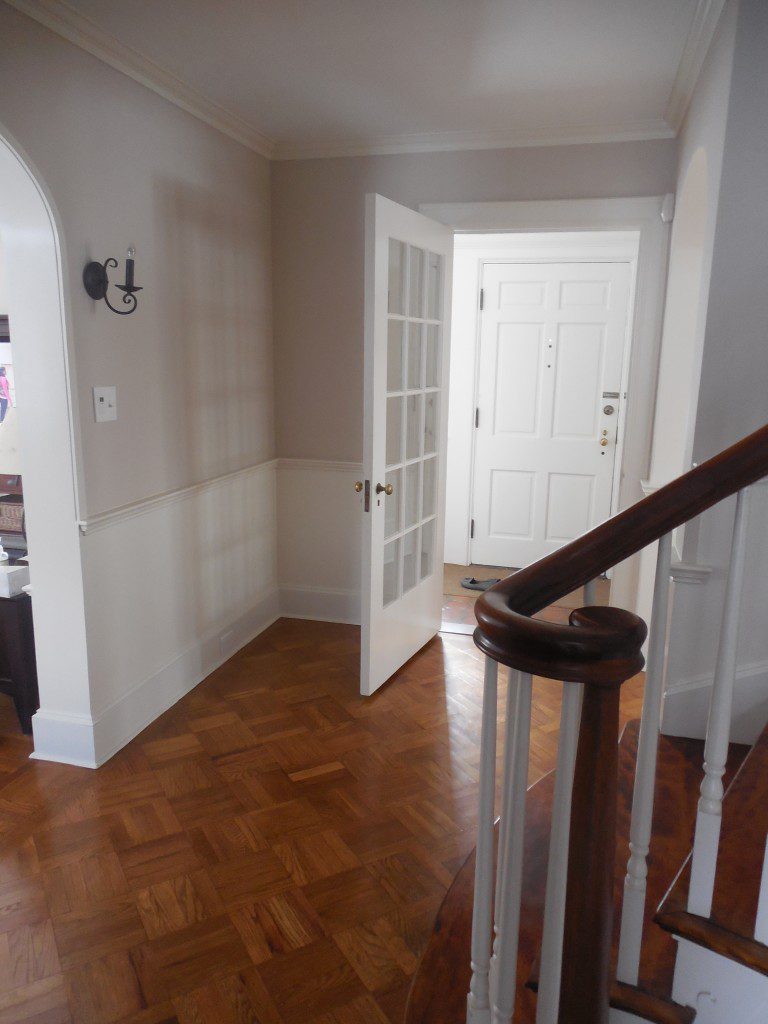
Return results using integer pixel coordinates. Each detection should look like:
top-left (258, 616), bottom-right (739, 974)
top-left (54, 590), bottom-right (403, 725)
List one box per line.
top-left (382, 240), bottom-right (443, 607)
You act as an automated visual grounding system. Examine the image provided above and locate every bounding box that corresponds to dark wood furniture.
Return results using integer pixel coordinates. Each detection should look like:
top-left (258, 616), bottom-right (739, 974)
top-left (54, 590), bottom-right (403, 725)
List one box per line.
top-left (0, 592), bottom-right (38, 733)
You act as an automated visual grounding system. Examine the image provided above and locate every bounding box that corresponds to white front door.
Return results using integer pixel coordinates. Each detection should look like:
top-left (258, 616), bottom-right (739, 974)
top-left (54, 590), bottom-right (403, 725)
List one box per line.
top-left (360, 194), bottom-right (453, 696)
top-left (471, 260), bottom-right (631, 568)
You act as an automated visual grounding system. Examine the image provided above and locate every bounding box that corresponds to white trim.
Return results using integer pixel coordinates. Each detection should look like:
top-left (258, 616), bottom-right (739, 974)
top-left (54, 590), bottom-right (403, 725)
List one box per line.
top-left (32, 589), bottom-right (280, 767)
top-left (5, 0), bottom-right (275, 158)
top-left (665, 0), bottom-right (728, 131)
top-left (278, 457), bottom-right (362, 474)
top-left (670, 562), bottom-right (712, 584)
top-left (78, 458), bottom-right (278, 534)
top-left (663, 656), bottom-right (768, 746)
top-left (426, 198), bottom-right (671, 617)
top-left (273, 119), bottom-right (675, 161)
top-left (279, 585), bottom-right (360, 625)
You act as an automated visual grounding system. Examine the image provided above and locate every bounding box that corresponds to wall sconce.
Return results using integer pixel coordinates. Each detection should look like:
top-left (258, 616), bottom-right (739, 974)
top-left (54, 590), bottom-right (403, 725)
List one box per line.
top-left (83, 248), bottom-right (142, 315)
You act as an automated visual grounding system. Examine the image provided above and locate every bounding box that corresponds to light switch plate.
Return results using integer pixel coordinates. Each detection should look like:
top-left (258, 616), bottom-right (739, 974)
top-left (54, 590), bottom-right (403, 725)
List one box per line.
top-left (93, 386), bottom-right (117, 422)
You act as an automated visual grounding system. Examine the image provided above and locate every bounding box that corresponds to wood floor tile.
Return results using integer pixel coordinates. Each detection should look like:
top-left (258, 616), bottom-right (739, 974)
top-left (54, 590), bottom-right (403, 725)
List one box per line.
top-left (272, 829), bottom-right (361, 886)
top-left (0, 919), bottom-right (60, 989)
top-left (255, 937), bottom-right (365, 1024)
top-left (131, 916), bottom-right (251, 1003)
top-left (118, 835), bottom-right (202, 892)
top-left (135, 872), bottom-right (224, 939)
top-left (66, 951), bottom-right (145, 1024)
top-left (0, 875), bottom-right (49, 933)
top-left (52, 896), bottom-right (147, 970)
top-left (172, 973), bottom-right (261, 1024)
top-left (208, 849), bottom-right (293, 909)
top-left (303, 867), bottom-right (398, 934)
top-left (0, 973), bottom-right (71, 1024)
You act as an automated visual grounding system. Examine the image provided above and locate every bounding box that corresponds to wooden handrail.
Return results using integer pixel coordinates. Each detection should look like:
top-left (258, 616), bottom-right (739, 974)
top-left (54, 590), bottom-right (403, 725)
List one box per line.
top-left (474, 422), bottom-right (768, 680)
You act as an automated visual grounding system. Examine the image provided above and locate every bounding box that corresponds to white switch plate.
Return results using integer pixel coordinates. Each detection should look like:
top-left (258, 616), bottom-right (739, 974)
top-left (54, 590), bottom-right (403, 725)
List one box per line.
top-left (93, 386), bottom-right (117, 422)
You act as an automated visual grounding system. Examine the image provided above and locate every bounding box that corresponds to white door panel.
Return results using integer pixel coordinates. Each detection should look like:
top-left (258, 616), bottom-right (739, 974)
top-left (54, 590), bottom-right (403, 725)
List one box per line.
top-left (361, 195), bottom-right (453, 696)
top-left (472, 261), bottom-right (630, 568)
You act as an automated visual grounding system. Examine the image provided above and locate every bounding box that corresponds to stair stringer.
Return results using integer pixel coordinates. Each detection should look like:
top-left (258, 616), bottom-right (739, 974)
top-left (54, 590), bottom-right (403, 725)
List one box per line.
top-left (671, 938), bottom-right (768, 1024)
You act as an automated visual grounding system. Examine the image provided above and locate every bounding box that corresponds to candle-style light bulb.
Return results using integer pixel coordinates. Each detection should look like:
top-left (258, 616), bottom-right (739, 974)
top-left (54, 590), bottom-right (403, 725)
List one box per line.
top-left (124, 247), bottom-right (135, 290)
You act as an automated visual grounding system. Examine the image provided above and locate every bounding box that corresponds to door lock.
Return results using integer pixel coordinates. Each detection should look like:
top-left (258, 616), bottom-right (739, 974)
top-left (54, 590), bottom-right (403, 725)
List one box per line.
top-left (603, 405), bottom-right (615, 415)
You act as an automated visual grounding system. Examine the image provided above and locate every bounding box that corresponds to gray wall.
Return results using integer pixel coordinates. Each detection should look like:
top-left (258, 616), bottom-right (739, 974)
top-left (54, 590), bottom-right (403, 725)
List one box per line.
top-left (0, 4), bottom-right (274, 516)
top-left (271, 139), bottom-right (679, 461)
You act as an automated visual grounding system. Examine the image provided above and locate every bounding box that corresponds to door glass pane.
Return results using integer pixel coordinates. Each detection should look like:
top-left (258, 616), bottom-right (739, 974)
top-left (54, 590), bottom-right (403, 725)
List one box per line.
top-left (425, 324), bottom-right (440, 387)
top-left (405, 462), bottom-right (420, 529)
top-left (386, 396), bottom-right (403, 466)
top-left (388, 239), bottom-right (406, 315)
top-left (406, 394), bottom-right (423, 460)
top-left (387, 321), bottom-right (405, 392)
top-left (426, 252), bottom-right (442, 319)
top-left (383, 538), bottom-right (400, 606)
top-left (423, 393), bottom-right (439, 456)
top-left (403, 529), bottom-right (418, 593)
top-left (422, 457), bottom-right (437, 518)
top-left (385, 468), bottom-right (401, 539)
top-left (407, 323), bottom-right (423, 390)
top-left (409, 246), bottom-right (425, 318)
top-left (420, 520), bottom-right (435, 580)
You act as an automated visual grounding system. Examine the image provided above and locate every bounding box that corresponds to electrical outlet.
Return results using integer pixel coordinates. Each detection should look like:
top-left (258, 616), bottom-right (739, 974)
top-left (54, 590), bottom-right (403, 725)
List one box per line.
top-left (93, 386), bottom-right (117, 422)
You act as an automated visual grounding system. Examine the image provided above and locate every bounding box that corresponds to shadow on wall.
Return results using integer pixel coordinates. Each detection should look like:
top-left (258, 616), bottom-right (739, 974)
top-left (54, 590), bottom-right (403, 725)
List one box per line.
top-left (153, 175), bottom-right (275, 650)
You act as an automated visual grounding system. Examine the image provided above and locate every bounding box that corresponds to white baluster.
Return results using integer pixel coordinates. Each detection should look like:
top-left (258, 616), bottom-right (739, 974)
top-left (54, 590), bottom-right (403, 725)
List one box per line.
top-left (489, 667), bottom-right (520, 1004)
top-left (688, 488), bottom-right (750, 918)
top-left (467, 657), bottom-right (499, 1024)
top-left (617, 532), bottom-right (673, 985)
top-left (490, 671), bottom-right (533, 1024)
top-left (535, 681), bottom-right (583, 1024)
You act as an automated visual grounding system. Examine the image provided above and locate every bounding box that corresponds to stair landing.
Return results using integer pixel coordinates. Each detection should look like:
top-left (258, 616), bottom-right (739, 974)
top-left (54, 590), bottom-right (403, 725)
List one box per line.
top-left (406, 720), bottom-right (748, 1024)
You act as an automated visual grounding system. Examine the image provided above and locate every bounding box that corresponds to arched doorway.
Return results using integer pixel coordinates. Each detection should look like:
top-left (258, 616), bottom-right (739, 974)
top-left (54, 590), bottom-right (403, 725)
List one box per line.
top-left (0, 127), bottom-right (92, 764)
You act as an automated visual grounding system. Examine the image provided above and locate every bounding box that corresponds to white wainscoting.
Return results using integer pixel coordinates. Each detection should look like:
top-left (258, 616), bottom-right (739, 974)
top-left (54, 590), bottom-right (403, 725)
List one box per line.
top-left (32, 459), bottom-right (280, 767)
top-left (277, 458), bottom-right (363, 624)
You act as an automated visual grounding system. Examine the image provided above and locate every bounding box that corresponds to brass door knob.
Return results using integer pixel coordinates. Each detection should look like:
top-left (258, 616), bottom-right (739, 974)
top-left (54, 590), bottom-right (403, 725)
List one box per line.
top-left (376, 482), bottom-right (394, 496)
top-left (354, 481), bottom-right (363, 492)
top-left (600, 438), bottom-right (609, 447)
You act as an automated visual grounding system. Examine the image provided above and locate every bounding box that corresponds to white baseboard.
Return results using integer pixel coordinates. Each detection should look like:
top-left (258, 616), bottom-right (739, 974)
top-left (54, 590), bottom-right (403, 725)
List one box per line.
top-left (31, 589), bottom-right (280, 768)
top-left (663, 656), bottom-right (768, 745)
top-left (279, 586), bottom-right (360, 625)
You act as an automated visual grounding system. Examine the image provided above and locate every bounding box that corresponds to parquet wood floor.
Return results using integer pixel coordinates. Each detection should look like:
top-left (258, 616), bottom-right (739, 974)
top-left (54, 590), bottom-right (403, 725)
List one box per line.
top-left (0, 614), bottom-right (644, 1023)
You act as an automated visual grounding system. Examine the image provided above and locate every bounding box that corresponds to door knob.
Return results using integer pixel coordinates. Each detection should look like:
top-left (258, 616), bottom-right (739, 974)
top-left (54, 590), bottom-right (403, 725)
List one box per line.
top-left (376, 482), bottom-right (394, 496)
top-left (354, 481), bottom-right (363, 493)
top-left (600, 438), bottom-right (609, 447)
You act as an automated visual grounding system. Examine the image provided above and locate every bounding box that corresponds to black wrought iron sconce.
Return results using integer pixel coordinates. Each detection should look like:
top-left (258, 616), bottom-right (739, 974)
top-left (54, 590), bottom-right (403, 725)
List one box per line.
top-left (83, 248), bottom-right (142, 315)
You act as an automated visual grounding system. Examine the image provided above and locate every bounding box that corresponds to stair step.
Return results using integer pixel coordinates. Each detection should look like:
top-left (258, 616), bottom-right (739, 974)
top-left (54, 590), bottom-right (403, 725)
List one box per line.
top-left (405, 721), bottom-right (731, 1024)
top-left (655, 720), bottom-right (768, 973)
top-left (527, 964), bottom-right (696, 1023)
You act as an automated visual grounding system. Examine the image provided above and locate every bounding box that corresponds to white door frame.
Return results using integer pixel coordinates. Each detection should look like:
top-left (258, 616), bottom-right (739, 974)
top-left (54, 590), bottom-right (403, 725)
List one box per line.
top-left (421, 197), bottom-right (672, 614)
top-left (0, 125), bottom-right (92, 763)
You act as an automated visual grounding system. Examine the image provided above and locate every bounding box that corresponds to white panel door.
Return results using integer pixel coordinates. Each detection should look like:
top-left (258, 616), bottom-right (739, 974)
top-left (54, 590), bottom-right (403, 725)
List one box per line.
top-left (471, 261), bottom-right (630, 568)
top-left (360, 194), bottom-right (453, 696)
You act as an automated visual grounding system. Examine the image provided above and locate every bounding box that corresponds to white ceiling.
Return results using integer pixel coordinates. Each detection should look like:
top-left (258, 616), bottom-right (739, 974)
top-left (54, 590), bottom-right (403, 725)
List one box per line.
top-left (11, 0), bottom-right (722, 159)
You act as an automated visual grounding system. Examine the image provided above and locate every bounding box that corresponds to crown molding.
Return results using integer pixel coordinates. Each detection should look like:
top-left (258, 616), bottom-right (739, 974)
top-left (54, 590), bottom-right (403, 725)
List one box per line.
top-left (4, 0), bottom-right (276, 158)
top-left (665, 0), bottom-right (728, 131)
top-left (272, 119), bottom-right (676, 161)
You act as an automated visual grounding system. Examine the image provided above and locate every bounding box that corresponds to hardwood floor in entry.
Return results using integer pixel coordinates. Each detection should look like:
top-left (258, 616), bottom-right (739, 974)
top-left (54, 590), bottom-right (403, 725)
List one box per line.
top-left (0, 616), bottom-right (643, 1023)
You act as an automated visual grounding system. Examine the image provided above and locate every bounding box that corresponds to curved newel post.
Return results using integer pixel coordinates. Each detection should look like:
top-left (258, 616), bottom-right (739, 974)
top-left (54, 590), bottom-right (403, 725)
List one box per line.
top-left (617, 532), bottom-right (673, 985)
top-left (688, 487), bottom-right (750, 918)
top-left (558, 608), bottom-right (647, 1024)
top-left (467, 657), bottom-right (499, 1024)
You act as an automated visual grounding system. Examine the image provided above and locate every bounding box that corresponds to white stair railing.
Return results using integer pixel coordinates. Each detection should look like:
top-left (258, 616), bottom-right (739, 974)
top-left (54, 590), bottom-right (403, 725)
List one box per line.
top-left (617, 532), bottom-right (673, 984)
top-left (688, 488), bottom-right (750, 918)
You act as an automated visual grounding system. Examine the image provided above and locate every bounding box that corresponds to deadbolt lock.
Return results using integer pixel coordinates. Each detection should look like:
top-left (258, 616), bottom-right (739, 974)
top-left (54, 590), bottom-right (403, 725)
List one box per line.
top-left (603, 405), bottom-right (615, 415)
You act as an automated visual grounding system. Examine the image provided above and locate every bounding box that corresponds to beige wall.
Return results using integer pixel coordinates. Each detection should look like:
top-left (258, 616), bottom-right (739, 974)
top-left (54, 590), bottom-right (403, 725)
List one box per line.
top-left (272, 138), bottom-right (679, 461)
top-left (0, 4), bottom-right (274, 516)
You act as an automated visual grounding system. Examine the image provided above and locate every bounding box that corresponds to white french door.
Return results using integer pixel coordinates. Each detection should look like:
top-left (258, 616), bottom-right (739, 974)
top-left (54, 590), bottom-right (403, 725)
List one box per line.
top-left (471, 260), bottom-right (631, 568)
top-left (360, 195), bottom-right (453, 696)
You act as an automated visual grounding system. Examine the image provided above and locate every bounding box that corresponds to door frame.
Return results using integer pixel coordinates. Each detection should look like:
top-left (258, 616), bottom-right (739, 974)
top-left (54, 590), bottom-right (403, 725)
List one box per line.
top-left (422, 197), bottom-right (672, 614)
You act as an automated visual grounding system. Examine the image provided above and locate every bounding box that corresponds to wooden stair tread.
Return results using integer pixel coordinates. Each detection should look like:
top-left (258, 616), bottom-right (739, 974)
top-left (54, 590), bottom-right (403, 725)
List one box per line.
top-left (527, 963), bottom-right (695, 1024)
top-left (655, 720), bottom-right (768, 972)
top-left (405, 721), bottom-right (738, 1024)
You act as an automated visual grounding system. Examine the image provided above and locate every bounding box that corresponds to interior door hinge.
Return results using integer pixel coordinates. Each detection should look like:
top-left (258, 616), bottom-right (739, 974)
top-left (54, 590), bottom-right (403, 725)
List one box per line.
top-left (474, 407), bottom-right (479, 428)
top-left (479, 288), bottom-right (484, 311)
top-left (470, 519), bottom-right (475, 539)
